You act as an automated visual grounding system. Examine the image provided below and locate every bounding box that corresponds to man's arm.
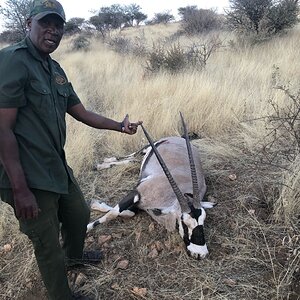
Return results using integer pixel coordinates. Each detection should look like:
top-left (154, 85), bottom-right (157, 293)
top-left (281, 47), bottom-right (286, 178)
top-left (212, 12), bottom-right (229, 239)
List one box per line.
top-left (67, 103), bottom-right (142, 134)
top-left (0, 108), bottom-right (39, 220)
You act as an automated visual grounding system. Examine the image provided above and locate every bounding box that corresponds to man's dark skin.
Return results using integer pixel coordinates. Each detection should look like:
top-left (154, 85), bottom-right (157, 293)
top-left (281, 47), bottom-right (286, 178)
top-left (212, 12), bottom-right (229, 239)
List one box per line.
top-left (0, 14), bottom-right (142, 221)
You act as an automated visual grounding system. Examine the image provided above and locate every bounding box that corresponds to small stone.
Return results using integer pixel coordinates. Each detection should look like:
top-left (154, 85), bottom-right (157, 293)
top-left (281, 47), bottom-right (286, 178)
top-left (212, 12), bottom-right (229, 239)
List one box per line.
top-left (98, 235), bottom-right (112, 245)
top-left (154, 241), bottom-right (163, 252)
top-left (116, 259), bottom-right (129, 270)
top-left (164, 240), bottom-right (172, 250)
top-left (223, 278), bottom-right (238, 286)
top-left (148, 223), bottom-right (155, 232)
top-left (112, 233), bottom-right (122, 239)
top-left (148, 248), bottom-right (159, 258)
top-left (132, 287), bottom-right (147, 297)
top-left (111, 283), bottom-right (120, 290)
top-left (3, 244), bottom-right (12, 252)
top-left (75, 273), bottom-right (87, 286)
top-left (228, 174), bottom-right (237, 181)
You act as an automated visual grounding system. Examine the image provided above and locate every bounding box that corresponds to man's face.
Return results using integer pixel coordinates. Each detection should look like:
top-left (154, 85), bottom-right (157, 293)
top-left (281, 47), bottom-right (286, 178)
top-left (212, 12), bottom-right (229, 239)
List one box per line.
top-left (27, 14), bottom-right (64, 57)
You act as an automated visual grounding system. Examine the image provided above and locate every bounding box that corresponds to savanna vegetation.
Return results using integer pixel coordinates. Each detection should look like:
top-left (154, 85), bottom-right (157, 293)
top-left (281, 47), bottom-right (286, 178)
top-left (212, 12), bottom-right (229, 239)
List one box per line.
top-left (0, 1), bottom-right (300, 299)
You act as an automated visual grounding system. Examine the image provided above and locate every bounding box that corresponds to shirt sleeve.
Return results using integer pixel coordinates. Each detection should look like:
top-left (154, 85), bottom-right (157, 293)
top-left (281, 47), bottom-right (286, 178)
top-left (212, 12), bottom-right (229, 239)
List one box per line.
top-left (67, 82), bottom-right (81, 109)
top-left (0, 50), bottom-right (28, 108)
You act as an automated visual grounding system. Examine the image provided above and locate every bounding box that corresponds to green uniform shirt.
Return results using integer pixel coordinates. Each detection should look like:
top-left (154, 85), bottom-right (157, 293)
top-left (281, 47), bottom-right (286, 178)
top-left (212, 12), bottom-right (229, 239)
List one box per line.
top-left (0, 37), bottom-right (80, 194)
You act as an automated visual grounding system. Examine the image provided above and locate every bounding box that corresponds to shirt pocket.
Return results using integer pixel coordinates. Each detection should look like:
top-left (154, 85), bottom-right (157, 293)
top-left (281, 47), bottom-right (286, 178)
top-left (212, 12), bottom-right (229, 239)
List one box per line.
top-left (27, 80), bottom-right (53, 114)
top-left (56, 83), bottom-right (71, 112)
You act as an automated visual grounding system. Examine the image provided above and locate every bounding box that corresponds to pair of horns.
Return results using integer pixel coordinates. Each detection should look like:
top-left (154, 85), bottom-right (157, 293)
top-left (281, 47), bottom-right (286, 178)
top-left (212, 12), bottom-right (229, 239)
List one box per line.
top-left (140, 112), bottom-right (201, 210)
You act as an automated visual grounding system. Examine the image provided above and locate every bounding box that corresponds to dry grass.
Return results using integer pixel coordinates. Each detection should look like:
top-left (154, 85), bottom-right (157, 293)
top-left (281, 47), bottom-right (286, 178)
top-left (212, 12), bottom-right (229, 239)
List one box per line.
top-left (0, 24), bottom-right (300, 300)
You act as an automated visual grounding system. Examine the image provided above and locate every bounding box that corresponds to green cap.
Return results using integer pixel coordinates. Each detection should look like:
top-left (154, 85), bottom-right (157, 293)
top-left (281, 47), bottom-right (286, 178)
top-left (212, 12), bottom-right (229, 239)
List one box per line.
top-left (29, 0), bottom-right (66, 22)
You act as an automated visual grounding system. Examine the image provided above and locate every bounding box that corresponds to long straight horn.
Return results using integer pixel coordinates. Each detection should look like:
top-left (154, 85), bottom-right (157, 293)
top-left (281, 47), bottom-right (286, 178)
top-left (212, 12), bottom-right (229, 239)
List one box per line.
top-left (141, 124), bottom-right (187, 207)
top-left (180, 112), bottom-right (200, 208)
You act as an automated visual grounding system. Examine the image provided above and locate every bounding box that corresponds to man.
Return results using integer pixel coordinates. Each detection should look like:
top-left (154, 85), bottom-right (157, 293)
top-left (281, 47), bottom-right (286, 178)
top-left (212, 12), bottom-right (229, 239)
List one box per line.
top-left (0, 0), bottom-right (142, 299)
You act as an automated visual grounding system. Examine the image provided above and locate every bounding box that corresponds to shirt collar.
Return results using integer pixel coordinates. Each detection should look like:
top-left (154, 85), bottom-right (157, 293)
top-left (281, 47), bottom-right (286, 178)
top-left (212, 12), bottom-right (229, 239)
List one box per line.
top-left (25, 36), bottom-right (50, 63)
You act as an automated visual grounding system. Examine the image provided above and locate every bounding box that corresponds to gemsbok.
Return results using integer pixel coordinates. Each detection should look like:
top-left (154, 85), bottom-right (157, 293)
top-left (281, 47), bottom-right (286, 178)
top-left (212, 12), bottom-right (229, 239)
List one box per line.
top-left (87, 113), bottom-right (216, 259)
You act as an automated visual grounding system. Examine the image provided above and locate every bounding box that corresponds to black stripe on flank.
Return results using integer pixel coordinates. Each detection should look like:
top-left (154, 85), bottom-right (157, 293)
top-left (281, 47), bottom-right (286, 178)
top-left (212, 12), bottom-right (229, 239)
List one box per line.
top-left (190, 225), bottom-right (205, 246)
top-left (152, 208), bottom-right (162, 216)
top-left (119, 191), bottom-right (140, 213)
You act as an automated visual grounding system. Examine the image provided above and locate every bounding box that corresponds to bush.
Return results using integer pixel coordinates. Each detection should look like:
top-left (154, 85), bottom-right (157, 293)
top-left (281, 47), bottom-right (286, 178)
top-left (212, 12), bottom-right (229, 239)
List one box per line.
top-left (145, 37), bottom-right (222, 75)
top-left (264, 68), bottom-right (300, 162)
top-left (226, 0), bottom-right (299, 38)
top-left (147, 11), bottom-right (175, 25)
top-left (71, 35), bottom-right (91, 51)
top-left (0, 30), bottom-right (24, 44)
top-left (106, 32), bottom-right (147, 57)
top-left (180, 8), bottom-right (222, 34)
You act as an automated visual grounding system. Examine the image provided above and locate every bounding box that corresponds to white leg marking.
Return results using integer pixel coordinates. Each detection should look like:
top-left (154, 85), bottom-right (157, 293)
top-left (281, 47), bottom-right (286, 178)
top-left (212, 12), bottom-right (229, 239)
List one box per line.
top-left (119, 210), bottom-right (136, 217)
top-left (87, 206), bottom-right (121, 231)
top-left (91, 200), bottom-right (113, 212)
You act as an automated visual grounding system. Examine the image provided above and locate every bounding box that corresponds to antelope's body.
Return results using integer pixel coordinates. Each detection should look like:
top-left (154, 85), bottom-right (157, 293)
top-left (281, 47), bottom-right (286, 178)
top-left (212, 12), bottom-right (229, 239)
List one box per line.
top-left (88, 115), bottom-right (215, 259)
top-left (138, 137), bottom-right (206, 231)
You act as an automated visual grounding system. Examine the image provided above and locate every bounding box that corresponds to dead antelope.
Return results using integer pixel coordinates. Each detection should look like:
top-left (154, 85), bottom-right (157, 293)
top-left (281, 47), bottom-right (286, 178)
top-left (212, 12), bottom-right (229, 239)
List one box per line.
top-left (88, 113), bottom-right (216, 259)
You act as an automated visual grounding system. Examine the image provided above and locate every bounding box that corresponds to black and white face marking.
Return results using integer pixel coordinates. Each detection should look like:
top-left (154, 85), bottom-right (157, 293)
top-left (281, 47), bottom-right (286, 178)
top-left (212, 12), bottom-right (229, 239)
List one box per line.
top-left (178, 207), bottom-right (209, 259)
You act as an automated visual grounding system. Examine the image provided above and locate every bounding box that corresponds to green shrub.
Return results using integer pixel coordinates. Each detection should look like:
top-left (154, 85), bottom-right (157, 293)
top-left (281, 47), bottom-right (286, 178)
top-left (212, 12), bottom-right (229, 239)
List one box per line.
top-left (71, 35), bottom-right (91, 51)
top-left (145, 38), bottom-right (222, 75)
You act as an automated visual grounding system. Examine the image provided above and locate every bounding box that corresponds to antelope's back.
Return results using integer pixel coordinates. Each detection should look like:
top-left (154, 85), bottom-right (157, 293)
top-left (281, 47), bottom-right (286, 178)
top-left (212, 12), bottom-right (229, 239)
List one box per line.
top-left (137, 136), bottom-right (206, 215)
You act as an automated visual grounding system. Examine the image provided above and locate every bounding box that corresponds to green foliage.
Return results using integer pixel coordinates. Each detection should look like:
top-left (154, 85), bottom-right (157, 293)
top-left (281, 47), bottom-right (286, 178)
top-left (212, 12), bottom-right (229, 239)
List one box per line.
top-left (145, 37), bottom-right (222, 75)
top-left (107, 33), bottom-right (147, 57)
top-left (71, 35), bottom-right (90, 51)
top-left (226, 0), bottom-right (299, 38)
top-left (147, 11), bottom-right (175, 25)
top-left (0, 29), bottom-right (24, 43)
top-left (178, 6), bottom-right (222, 34)
top-left (264, 67), bottom-right (300, 162)
top-left (64, 18), bottom-right (85, 36)
top-left (0, 0), bottom-right (31, 38)
top-left (123, 3), bottom-right (147, 26)
top-left (88, 3), bottom-right (147, 36)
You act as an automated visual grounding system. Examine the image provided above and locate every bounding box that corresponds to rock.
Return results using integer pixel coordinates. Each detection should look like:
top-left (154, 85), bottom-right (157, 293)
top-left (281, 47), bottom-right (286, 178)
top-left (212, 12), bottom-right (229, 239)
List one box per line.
top-left (228, 174), bottom-right (237, 181)
top-left (116, 259), bottom-right (129, 270)
top-left (3, 244), bottom-right (12, 252)
top-left (98, 235), bottom-right (112, 245)
top-left (75, 273), bottom-right (87, 287)
top-left (164, 240), bottom-right (172, 250)
top-left (153, 241), bottom-right (163, 252)
top-left (223, 278), bottom-right (238, 286)
top-left (111, 283), bottom-right (120, 290)
top-left (148, 223), bottom-right (156, 232)
top-left (148, 248), bottom-right (159, 258)
top-left (132, 287), bottom-right (147, 297)
top-left (112, 233), bottom-right (122, 239)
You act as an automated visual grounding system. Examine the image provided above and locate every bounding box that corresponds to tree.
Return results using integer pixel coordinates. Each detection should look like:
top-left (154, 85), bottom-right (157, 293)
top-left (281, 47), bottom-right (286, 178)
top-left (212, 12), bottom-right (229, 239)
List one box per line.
top-left (0, 0), bottom-right (31, 39)
top-left (179, 6), bottom-right (221, 34)
top-left (64, 17), bottom-right (85, 35)
top-left (178, 5), bottom-right (198, 18)
top-left (89, 15), bottom-right (109, 37)
top-left (226, 0), bottom-right (299, 35)
top-left (123, 3), bottom-right (147, 26)
top-left (267, 0), bottom-right (299, 33)
top-left (149, 11), bottom-right (175, 24)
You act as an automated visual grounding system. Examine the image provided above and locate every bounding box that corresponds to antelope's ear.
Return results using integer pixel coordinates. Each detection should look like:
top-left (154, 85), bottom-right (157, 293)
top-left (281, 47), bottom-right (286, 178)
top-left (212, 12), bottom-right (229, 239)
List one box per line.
top-left (201, 201), bottom-right (217, 209)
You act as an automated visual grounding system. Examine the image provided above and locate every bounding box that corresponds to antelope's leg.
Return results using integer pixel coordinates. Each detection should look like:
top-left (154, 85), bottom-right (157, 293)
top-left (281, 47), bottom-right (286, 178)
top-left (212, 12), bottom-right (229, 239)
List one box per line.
top-left (87, 191), bottom-right (140, 231)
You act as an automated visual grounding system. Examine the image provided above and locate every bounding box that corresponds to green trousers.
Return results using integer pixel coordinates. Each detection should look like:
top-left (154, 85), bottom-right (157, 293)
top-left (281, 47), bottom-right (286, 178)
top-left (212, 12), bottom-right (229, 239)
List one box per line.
top-left (0, 180), bottom-right (90, 300)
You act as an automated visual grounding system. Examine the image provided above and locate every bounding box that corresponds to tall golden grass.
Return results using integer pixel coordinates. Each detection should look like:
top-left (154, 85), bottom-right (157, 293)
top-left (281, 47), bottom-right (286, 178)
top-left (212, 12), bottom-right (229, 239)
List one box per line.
top-left (0, 23), bottom-right (299, 299)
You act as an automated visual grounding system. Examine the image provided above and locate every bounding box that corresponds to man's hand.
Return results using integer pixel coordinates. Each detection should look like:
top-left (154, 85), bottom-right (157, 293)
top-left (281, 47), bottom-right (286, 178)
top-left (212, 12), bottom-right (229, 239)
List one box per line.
top-left (121, 114), bottom-right (143, 135)
top-left (13, 188), bottom-right (40, 220)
